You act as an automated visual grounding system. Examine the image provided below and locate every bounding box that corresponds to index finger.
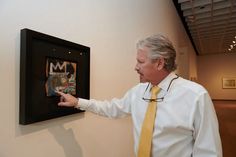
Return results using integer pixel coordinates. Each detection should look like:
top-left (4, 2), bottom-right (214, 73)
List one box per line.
top-left (55, 91), bottom-right (66, 96)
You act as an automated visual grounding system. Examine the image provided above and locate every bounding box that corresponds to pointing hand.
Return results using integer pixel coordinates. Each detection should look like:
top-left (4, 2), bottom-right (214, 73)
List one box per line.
top-left (56, 91), bottom-right (78, 107)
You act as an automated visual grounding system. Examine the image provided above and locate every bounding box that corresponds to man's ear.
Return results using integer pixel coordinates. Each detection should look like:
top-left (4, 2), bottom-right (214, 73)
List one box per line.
top-left (156, 58), bottom-right (165, 70)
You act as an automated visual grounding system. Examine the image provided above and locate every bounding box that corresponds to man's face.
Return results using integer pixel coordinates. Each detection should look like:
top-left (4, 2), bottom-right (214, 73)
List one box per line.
top-left (135, 47), bottom-right (158, 83)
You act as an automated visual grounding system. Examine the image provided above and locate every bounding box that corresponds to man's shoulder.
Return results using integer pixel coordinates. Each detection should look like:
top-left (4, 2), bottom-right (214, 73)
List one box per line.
top-left (176, 77), bottom-right (207, 94)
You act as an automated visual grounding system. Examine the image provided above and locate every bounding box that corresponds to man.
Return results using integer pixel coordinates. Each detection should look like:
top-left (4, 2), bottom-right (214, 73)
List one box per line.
top-left (57, 34), bottom-right (222, 157)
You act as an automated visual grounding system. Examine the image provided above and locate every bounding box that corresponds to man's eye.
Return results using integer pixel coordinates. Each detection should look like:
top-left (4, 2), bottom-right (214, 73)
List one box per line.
top-left (137, 60), bottom-right (144, 63)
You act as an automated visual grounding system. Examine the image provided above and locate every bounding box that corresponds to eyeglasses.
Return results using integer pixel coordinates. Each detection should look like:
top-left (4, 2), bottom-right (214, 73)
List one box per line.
top-left (142, 75), bottom-right (179, 102)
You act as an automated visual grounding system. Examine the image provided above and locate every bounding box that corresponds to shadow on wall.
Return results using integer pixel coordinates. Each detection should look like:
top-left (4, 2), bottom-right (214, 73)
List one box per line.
top-left (16, 113), bottom-right (84, 157)
top-left (48, 125), bottom-right (83, 157)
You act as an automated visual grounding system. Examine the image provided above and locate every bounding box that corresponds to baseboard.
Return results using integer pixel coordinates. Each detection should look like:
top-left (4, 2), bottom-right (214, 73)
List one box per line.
top-left (212, 99), bottom-right (236, 101)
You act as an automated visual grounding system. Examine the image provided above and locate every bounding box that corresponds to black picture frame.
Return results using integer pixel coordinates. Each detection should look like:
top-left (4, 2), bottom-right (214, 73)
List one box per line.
top-left (20, 28), bottom-right (90, 125)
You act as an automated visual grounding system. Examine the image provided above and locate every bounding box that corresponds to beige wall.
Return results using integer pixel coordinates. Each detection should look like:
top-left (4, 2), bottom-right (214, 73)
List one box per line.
top-left (175, 32), bottom-right (197, 80)
top-left (0, 0), bottom-right (196, 157)
top-left (198, 53), bottom-right (236, 100)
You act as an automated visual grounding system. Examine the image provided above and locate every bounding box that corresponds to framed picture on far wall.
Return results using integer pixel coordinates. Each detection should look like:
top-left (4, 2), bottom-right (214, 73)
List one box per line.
top-left (20, 28), bottom-right (90, 125)
top-left (222, 77), bottom-right (236, 89)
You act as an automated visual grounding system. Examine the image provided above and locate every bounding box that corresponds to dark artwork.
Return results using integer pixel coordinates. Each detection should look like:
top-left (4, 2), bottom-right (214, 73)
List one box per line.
top-left (45, 58), bottom-right (77, 96)
top-left (20, 28), bottom-right (90, 125)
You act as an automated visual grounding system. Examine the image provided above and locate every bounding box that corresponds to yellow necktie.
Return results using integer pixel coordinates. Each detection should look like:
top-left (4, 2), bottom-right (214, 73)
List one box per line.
top-left (137, 86), bottom-right (161, 157)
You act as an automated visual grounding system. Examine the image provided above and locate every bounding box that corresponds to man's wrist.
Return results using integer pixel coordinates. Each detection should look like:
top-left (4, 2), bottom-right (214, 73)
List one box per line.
top-left (75, 98), bottom-right (89, 110)
top-left (74, 98), bottom-right (80, 109)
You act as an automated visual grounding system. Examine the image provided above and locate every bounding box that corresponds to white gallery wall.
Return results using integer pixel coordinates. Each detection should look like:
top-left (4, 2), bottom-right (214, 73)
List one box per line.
top-left (0, 0), bottom-right (196, 157)
top-left (198, 53), bottom-right (236, 100)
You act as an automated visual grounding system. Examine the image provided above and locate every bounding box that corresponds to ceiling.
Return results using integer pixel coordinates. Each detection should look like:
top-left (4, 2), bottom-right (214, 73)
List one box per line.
top-left (173, 0), bottom-right (236, 55)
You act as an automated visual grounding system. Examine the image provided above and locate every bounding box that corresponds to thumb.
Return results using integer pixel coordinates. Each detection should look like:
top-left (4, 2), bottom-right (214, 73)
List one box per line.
top-left (58, 101), bottom-right (71, 107)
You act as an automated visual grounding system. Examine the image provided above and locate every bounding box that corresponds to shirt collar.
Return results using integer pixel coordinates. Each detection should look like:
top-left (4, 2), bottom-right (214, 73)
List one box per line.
top-left (158, 72), bottom-right (178, 92)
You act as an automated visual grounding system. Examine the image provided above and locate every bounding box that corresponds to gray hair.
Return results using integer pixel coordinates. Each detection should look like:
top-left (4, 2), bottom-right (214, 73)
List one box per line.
top-left (136, 34), bottom-right (177, 72)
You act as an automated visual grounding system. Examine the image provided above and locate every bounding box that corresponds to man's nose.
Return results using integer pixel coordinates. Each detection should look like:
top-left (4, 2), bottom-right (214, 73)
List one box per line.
top-left (135, 63), bottom-right (139, 71)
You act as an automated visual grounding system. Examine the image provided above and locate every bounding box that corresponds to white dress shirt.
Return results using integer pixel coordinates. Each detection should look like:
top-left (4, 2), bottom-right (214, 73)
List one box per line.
top-left (77, 72), bottom-right (222, 157)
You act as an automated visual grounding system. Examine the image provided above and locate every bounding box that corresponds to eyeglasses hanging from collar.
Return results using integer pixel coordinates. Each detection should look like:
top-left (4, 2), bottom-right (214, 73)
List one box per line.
top-left (142, 75), bottom-right (179, 102)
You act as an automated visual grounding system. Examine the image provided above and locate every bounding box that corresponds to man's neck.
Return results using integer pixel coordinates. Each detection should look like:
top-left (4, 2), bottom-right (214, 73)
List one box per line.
top-left (151, 70), bottom-right (171, 86)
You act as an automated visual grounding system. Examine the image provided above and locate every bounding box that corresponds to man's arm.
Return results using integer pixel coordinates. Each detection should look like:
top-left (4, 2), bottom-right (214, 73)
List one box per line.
top-left (192, 93), bottom-right (222, 157)
top-left (56, 91), bottom-right (131, 118)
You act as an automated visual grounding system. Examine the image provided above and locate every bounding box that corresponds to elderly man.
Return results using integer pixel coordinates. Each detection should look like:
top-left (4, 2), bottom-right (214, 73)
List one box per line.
top-left (57, 34), bottom-right (222, 157)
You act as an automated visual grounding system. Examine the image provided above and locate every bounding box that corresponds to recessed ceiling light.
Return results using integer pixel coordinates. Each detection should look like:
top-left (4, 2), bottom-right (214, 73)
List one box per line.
top-left (228, 36), bottom-right (236, 51)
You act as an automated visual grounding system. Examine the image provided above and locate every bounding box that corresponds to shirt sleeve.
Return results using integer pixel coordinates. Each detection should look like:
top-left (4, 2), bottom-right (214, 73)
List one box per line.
top-left (75, 90), bottom-right (132, 118)
top-left (192, 92), bottom-right (222, 157)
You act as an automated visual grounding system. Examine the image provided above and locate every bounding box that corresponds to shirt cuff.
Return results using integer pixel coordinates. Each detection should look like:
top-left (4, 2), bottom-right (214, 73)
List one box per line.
top-left (75, 98), bottom-right (90, 110)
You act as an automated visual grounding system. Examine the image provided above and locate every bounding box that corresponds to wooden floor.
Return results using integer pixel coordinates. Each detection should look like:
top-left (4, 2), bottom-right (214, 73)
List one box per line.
top-left (213, 100), bottom-right (236, 157)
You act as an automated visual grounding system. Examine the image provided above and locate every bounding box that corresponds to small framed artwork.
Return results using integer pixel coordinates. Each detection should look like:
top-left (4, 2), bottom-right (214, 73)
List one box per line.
top-left (222, 77), bottom-right (236, 89)
top-left (20, 28), bottom-right (90, 125)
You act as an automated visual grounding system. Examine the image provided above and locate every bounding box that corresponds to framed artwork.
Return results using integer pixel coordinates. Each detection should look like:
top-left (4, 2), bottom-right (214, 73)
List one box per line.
top-left (222, 77), bottom-right (236, 89)
top-left (20, 28), bottom-right (90, 125)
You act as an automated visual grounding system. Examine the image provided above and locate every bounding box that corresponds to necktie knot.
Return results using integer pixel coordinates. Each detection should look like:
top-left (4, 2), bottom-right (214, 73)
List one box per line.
top-left (151, 86), bottom-right (161, 99)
